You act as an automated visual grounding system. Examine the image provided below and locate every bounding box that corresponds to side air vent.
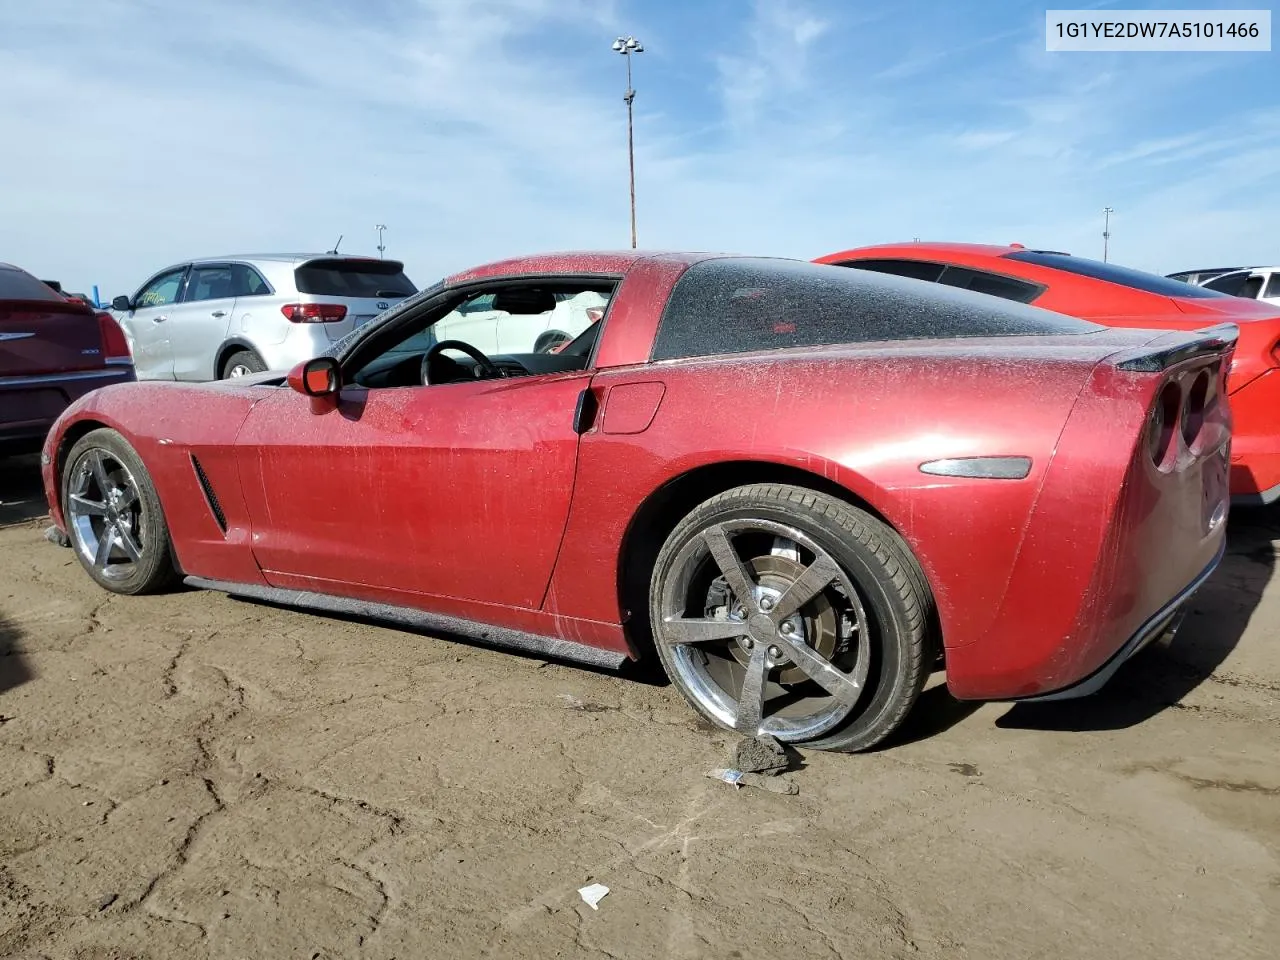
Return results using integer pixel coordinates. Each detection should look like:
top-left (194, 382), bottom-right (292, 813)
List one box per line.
top-left (190, 454), bottom-right (228, 534)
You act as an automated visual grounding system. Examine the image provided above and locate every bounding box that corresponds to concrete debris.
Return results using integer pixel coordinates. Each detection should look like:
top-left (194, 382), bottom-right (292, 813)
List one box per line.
top-left (732, 734), bottom-right (788, 775)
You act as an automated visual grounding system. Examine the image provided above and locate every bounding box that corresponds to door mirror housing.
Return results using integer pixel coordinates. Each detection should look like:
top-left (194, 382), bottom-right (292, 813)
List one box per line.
top-left (288, 357), bottom-right (342, 397)
top-left (111, 295), bottom-right (133, 312)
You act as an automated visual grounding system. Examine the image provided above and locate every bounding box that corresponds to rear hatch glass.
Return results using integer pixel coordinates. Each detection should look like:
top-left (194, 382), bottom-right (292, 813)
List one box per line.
top-left (1, 267), bottom-right (104, 376)
top-left (294, 258), bottom-right (416, 299)
top-left (293, 258), bottom-right (417, 341)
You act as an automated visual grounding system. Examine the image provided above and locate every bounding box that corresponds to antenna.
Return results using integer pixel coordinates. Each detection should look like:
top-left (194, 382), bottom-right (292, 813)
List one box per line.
top-left (328, 234), bottom-right (343, 255)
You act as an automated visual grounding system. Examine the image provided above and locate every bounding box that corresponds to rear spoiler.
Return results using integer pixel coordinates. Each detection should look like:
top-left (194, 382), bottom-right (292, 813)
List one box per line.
top-left (0, 298), bottom-right (95, 319)
top-left (1109, 323), bottom-right (1239, 373)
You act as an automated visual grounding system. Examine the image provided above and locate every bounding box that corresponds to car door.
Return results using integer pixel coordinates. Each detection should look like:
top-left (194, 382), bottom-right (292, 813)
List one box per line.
top-left (433, 293), bottom-right (499, 353)
top-left (494, 310), bottom-right (551, 354)
top-left (235, 372), bottom-right (589, 611)
top-left (170, 263), bottom-right (238, 380)
top-left (115, 266), bottom-right (188, 379)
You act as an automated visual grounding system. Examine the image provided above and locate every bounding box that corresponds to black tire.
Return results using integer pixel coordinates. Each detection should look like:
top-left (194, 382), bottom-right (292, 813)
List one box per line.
top-left (648, 483), bottom-right (934, 752)
top-left (61, 428), bottom-right (181, 595)
top-left (533, 330), bottom-right (571, 354)
top-left (221, 349), bottom-right (266, 379)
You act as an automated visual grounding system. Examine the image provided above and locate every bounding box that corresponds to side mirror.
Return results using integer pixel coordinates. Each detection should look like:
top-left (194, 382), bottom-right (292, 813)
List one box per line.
top-left (287, 357), bottom-right (342, 397)
top-left (111, 295), bottom-right (132, 312)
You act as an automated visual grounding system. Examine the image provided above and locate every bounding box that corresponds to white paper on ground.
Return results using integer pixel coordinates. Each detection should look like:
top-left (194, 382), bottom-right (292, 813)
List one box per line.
top-left (578, 883), bottom-right (610, 910)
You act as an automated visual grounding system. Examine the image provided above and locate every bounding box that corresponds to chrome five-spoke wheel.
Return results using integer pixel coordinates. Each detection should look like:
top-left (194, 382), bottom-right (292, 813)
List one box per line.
top-left (650, 484), bottom-right (933, 752)
top-left (67, 449), bottom-right (147, 580)
top-left (60, 428), bottom-right (180, 595)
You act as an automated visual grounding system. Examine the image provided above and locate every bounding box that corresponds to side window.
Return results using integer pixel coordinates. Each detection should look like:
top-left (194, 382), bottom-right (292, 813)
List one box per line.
top-left (1240, 275), bottom-right (1265, 299)
top-left (185, 265), bottom-right (236, 303)
top-left (1265, 274), bottom-right (1280, 299)
top-left (937, 266), bottom-right (1044, 304)
top-left (1203, 272), bottom-right (1251, 297)
top-left (836, 259), bottom-right (946, 282)
top-left (231, 264), bottom-right (271, 297)
top-left (135, 268), bottom-right (187, 308)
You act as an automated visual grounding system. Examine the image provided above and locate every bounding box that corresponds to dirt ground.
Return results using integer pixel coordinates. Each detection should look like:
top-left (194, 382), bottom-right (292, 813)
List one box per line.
top-left (1, 453), bottom-right (1277, 960)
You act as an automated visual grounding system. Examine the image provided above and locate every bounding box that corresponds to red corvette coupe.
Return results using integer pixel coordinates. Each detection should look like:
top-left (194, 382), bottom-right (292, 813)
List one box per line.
top-left (41, 252), bottom-right (1233, 751)
top-left (815, 242), bottom-right (1280, 504)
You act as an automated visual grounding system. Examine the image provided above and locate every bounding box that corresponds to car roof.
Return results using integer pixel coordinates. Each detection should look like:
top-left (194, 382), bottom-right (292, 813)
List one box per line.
top-left (188, 253), bottom-right (395, 265)
top-left (444, 250), bottom-right (720, 283)
top-left (820, 241), bottom-right (1032, 261)
top-left (1208, 266), bottom-right (1279, 277)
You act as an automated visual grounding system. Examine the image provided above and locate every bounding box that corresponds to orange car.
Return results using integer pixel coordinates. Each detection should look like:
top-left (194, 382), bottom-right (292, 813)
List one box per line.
top-left (817, 243), bottom-right (1280, 505)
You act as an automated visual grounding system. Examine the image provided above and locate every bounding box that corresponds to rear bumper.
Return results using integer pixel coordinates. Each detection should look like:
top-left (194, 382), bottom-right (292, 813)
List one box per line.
top-left (1012, 541), bottom-right (1222, 702)
top-left (0, 365), bottom-right (134, 452)
top-left (1233, 478), bottom-right (1280, 507)
top-left (1226, 369), bottom-right (1280, 501)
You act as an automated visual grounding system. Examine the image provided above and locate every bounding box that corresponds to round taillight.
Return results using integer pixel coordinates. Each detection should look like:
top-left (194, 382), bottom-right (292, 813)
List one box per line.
top-left (1181, 371), bottom-right (1210, 450)
top-left (1149, 381), bottom-right (1181, 469)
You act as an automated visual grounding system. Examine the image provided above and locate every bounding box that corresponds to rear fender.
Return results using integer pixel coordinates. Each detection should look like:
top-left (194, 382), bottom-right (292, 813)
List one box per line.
top-left (945, 326), bottom-right (1235, 698)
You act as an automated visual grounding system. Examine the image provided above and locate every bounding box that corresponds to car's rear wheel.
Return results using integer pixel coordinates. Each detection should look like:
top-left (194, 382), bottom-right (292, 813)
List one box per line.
top-left (61, 428), bottom-right (180, 595)
top-left (222, 350), bottom-right (266, 379)
top-left (649, 483), bottom-right (933, 752)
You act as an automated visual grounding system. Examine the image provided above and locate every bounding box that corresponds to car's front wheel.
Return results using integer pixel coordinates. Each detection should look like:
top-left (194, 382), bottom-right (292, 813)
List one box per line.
top-left (61, 428), bottom-right (181, 595)
top-left (649, 483), bottom-right (934, 752)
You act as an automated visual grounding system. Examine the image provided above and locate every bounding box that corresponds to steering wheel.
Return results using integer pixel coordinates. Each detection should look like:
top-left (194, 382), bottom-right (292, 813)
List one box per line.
top-left (421, 339), bottom-right (503, 385)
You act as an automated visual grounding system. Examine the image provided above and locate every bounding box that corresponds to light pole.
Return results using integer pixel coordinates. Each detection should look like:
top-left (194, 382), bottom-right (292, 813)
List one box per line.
top-left (375, 224), bottom-right (387, 259)
top-left (1102, 207), bottom-right (1113, 263)
top-left (612, 35), bottom-right (644, 248)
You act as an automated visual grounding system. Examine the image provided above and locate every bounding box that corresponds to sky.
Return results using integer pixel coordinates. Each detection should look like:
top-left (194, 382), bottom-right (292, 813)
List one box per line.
top-left (1, 0), bottom-right (1277, 298)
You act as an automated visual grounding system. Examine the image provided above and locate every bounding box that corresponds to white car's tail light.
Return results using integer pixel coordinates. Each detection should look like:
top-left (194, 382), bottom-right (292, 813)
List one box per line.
top-left (280, 303), bottom-right (348, 323)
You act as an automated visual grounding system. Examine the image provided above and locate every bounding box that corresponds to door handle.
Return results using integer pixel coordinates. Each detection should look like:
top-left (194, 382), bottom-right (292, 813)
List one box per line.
top-left (572, 387), bottom-right (599, 434)
top-left (211, 310), bottom-right (226, 318)
top-left (153, 315), bottom-right (168, 323)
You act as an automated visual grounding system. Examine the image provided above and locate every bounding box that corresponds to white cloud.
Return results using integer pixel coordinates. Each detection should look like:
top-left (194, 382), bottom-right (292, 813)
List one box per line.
top-left (0, 0), bottom-right (1276, 299)
top-left (713, 0), bottom-right (829, 128)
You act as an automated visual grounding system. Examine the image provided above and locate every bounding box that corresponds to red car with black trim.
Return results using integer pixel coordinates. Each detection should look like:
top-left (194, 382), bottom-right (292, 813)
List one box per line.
top-left (40, 252), bottom-right (1232, 752)
top-left (816, 242), bottom-right (1280, 505)
top-left (1, 261), bottom-right (134, 457)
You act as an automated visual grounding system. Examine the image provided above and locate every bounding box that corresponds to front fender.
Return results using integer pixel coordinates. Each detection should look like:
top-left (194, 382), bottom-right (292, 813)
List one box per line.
top-left (42, 380), bottom-right (270, 586)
